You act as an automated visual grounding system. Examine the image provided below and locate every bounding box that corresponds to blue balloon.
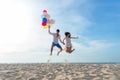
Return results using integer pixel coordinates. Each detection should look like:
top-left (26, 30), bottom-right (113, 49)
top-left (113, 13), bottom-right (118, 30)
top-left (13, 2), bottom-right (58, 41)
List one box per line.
top-left (42, 17), bottom-right (47, 22)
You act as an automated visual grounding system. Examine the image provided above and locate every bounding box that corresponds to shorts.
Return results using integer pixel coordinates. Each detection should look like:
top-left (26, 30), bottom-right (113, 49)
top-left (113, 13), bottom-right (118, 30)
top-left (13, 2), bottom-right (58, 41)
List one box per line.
top-left (66, 43), bottom-right (72, 47)
top-left (52, 42), bottom-right (62, 48)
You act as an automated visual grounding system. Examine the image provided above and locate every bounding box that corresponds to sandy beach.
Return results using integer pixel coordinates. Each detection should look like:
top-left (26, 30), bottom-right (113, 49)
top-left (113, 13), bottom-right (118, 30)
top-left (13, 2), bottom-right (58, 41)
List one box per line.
top-left (0, 63), bottom-right (120, 80)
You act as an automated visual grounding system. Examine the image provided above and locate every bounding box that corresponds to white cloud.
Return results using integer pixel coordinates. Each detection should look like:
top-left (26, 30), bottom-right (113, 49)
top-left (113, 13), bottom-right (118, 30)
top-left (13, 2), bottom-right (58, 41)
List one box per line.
top-left (1, 0), bottom-right (118, 63)
top-left (73, 39), bottom-right (113, 54)
top-left (0, 0), bottom-right (94, 54)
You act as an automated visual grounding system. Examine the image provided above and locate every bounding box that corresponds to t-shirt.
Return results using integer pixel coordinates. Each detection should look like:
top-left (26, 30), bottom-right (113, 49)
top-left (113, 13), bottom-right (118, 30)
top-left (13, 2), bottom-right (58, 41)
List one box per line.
top-left (49, 32), bottom-right (61, 43)
top-left (65, 37), bottom-right (72, 47)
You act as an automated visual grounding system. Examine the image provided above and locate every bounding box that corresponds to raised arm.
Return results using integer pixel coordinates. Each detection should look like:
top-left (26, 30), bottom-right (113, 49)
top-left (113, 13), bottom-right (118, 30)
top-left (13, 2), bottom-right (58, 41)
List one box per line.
top-left (70, 36), bottom-right (79, 39)
top-left (48, 25), bottom-right (52, 34)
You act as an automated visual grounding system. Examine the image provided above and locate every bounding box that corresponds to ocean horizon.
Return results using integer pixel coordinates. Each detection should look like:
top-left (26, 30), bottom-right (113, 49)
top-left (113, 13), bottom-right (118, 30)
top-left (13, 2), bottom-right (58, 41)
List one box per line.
top-left (0, 62), bottom-right (119, 64)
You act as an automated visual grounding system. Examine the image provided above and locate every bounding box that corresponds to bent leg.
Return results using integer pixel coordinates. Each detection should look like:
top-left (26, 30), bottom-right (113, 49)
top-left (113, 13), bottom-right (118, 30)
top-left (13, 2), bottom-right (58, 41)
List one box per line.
top-left (66, 47), bottom-right (71, 53)
top-left (66, 48), bottom-right (69, 53)
top-left (57, 47), bottom-right (62, 56)
top-left (70, 48), bottom-right (75, 53)
top-left (54, 43), bottom-right (62, 56)
top-left (66, 47), bottom-right (75, 54)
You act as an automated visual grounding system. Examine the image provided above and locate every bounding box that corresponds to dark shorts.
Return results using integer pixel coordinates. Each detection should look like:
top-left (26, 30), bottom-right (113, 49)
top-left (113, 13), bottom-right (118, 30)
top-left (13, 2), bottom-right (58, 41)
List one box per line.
top-left (52, 42), bottom-right (62, 48)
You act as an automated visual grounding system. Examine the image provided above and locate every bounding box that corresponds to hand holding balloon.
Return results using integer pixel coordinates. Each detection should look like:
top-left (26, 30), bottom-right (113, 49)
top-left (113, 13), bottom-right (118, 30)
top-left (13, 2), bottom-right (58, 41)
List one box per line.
top-left (41, 10), bottom-right (55, 29)
top-left (48, 25), bottom-right (50, 28)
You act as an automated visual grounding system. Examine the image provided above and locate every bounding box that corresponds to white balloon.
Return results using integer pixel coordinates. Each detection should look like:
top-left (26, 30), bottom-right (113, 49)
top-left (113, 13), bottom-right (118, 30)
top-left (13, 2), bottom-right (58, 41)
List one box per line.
top-left (50, 19), bottom-right (55, 24)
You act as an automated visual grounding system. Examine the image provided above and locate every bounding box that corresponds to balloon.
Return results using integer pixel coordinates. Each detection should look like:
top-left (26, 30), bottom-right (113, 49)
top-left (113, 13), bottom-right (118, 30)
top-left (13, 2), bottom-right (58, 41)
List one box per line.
top-left (43, 10), bottom-right (47, 15)
top-left (42, 18), bottom-right (47, 22)
top-left (50, 19), bottom-right (55, 24)
top-left (41, 10), bottom-right (55, 29)
top-left (43, 10), bottom-right (47, 13)
top-left (45, 14), bottom-right (50, 19)
top-left (43, 12), bottom-right (47, 15)
top-left (47, 19), bottom-right (50, 24)
top-left (42, 22), bottom-right (47, 26)
top-left (43, 25), bottom-right (48, 29)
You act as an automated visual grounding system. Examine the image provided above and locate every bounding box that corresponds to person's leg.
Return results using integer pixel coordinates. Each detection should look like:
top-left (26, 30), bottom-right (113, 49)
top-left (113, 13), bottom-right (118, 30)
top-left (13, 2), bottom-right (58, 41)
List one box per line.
top-left (66, 47), bottom-right (70, 53)
top-left (69, 47), bottom-right (75, 53)
top-left (50, 43), bottom-right (54, 56)
top-left (57, 47), bottom-right (62, 56)
top-left (56, 43), bottom-right (62, 56)
top-left (66, 47), bottom-right (74, 53)
top-left (70, 49), bottom-right (75, 53)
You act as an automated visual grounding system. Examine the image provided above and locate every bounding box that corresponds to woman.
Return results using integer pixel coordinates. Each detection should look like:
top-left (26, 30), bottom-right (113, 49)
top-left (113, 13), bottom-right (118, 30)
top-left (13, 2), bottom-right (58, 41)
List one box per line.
top-left (63, 32), bottom-right (78, 53)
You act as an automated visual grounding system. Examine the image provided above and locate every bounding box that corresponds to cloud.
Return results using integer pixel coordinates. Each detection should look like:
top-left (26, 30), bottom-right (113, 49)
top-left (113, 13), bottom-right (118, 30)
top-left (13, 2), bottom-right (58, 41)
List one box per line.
top-left (73, 37), bottom-right (113, 54)
top-left (0, 0), bottom-right (94, 52)
top-left (2, 0), bottom-right (119, 63)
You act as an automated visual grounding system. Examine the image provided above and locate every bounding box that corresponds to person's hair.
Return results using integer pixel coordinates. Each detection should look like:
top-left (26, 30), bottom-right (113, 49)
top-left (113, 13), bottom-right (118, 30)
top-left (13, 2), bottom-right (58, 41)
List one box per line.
top-left (56, 29), bottom-right (60, 32)
top-left (65, 32), bottom-right (71, 38)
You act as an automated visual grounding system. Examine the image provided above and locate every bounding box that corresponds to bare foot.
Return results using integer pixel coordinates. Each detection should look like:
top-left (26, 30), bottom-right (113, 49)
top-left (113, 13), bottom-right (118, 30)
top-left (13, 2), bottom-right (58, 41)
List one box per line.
top-left (70, 49), bottom-right (75, 53)
top-left (50, 53), bottom-right (52, 56)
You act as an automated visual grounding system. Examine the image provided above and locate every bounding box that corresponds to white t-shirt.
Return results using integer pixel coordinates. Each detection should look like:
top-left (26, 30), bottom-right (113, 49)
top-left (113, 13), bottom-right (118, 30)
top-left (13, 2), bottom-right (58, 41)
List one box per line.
top-left (65, 37), bottom-right (72, 47)
top-left (49, 33), bottom-right (61, 43)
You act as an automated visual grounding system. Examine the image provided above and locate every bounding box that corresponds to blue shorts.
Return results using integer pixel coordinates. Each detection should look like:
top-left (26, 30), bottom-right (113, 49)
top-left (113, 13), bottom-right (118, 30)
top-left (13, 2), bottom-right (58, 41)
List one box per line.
top-left (52, 42), bottom-right (62, 48)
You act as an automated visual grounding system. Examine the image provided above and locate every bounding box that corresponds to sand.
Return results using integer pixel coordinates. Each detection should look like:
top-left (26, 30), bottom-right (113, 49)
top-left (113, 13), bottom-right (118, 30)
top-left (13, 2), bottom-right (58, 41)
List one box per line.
top-left (0, 63), bottom-right (120, 80)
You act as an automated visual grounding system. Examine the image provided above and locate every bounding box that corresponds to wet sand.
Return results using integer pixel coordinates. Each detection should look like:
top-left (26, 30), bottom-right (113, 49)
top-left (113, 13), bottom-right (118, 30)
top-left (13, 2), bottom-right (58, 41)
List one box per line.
top-left (0, 63), bottom-right (120, 80)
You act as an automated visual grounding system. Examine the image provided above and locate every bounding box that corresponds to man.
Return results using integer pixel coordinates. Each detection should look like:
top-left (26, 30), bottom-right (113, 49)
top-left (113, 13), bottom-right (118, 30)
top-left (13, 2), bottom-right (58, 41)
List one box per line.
top-left (48, 26), bottom-right (64, 56)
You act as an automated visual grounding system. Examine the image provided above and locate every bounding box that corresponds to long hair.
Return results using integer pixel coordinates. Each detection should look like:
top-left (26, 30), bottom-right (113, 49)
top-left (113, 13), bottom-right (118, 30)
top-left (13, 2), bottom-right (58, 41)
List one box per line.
top-left (65, 32), bottom-right (71, 38)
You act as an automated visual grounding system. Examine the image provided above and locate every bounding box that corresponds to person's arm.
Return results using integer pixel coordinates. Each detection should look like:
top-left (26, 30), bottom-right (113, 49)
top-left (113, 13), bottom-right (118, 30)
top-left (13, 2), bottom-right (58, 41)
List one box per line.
top-left (59, 36), bottom-right (65, 45)
top-left (70, 36), bottom-right (79, 39)
top-left (63, 37), bottom-right (66, 45)
top-left (48, 25), bottom-right (52, 35)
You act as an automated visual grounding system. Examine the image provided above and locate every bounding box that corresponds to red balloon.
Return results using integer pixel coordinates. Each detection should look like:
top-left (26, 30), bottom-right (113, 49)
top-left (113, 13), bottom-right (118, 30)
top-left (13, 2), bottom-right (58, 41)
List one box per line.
top-left (43, 10), bottom-right (47, 13)
top-left (42, 22), bottom-right (47, 26)
top-left (43, 10), bottom-right (47, 15)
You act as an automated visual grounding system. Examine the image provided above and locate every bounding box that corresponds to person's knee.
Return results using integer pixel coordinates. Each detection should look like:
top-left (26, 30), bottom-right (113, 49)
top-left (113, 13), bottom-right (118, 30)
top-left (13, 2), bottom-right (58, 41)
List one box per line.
top-left (60, 48), bottom-right (62, 51)
top-left (66, 49), bottom-right (71, 53)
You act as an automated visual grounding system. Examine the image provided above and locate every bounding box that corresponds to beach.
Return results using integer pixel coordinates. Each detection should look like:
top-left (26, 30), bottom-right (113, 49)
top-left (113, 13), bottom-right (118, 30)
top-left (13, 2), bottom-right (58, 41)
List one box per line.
top-left (0, 63), bottom-right (120, 80)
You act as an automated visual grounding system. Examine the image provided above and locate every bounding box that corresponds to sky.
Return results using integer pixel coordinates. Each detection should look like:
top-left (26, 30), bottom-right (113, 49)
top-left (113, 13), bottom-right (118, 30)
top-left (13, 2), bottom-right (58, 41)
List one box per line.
top-left (0, 0), bottom-right (120, 63)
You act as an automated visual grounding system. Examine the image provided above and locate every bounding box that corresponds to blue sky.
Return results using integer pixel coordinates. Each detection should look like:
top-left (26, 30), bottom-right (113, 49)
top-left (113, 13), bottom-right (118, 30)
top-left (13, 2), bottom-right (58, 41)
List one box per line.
top-left (0, 0), bottom-right (120, 63)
